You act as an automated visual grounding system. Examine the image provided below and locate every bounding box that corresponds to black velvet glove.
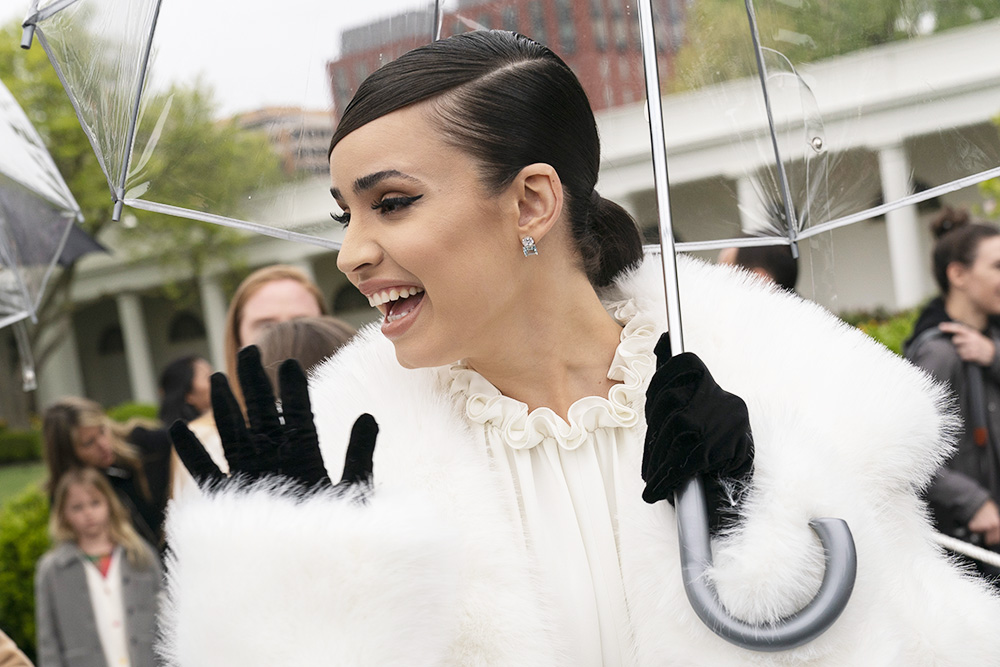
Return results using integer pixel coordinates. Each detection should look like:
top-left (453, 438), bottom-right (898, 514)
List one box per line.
top-left (642, 333), bottom-right (754, 532)
top-left (170, 345), bottom-right (378, 496)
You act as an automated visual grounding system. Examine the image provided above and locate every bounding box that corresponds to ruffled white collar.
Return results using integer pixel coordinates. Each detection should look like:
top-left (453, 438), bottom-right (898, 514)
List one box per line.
top-left (441, 298), bottom-right (657, 451)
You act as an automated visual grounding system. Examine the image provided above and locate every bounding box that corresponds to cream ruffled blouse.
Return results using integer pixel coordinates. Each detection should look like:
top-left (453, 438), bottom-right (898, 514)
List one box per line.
top-left (442, 299), bottom-right (657, 667)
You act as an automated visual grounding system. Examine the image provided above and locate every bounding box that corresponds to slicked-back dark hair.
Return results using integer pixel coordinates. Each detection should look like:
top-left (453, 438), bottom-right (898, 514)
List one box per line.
top-left (330, 30), bottom-right (642, 287)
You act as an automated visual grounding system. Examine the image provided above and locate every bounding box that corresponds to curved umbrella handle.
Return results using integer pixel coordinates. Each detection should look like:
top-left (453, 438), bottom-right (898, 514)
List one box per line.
top-left (675, 477), bottom-right (857, 652)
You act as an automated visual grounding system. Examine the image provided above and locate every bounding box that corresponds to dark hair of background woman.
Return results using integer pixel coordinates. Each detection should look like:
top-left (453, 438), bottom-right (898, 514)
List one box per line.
top-left (930, 205), bottom-right (1000, 295)
top-left (330, 30), bottom-right (643, 288)
top-left (158, 356), bottom-right (203, 425)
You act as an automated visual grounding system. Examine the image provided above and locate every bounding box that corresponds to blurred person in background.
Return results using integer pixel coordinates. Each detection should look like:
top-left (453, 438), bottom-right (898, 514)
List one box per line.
top-left (0, 629), bottom-right (33, 667)
top-left (157, 355), bottom-right (212, 426)
top-left (905, 207), bottom-right (1000, 581)
top-left (42, 397), bottom-right (171, 548)
top-left (256, 315), bottom-right (356, 390)
top-left (35, 468), bottom-right (160, 667)
top-left (717, 244), bottom-right (798, 293)
top-left (172, 266), bottom-right (354, 498)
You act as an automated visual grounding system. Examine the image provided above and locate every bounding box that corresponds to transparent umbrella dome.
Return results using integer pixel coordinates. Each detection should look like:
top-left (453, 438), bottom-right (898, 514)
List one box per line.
top-left (18, 0), bottom-right (1000, 649)
top-left (0, 74), bottom-right (83, 389)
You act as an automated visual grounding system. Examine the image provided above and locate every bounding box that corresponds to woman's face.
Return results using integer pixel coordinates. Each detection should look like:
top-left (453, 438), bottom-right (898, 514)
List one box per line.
top-left (186, 359), bottom-right (213, 415)
top-left (63, 483), bottom-right (110, 542)
top-left (331, 104), bottom-right (524, 369)
top-left (959, 236), bottom-right (1000, 315)
top-left (73, 423), bottom-right (115, 469)
top-left (238, 279), bottom-right (323, 347)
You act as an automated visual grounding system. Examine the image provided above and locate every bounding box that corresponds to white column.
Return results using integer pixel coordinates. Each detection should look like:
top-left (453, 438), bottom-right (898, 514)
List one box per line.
top-left (35, 316), bottom-right (86, 409)
top-left (736, 175), bottom-right (766, 235)
top-left (115, 293), bottom-right (157, 404)
top-left (198, 273), bottom-right (228, 371)
top-left (878, 143), bottom-right (925, 310)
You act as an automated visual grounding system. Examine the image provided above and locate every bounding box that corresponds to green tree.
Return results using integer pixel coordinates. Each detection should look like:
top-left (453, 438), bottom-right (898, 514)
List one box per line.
top-left (671, 0), bottom-right (1000, 91)
top-left (0, 19), bottom-right (284, 420)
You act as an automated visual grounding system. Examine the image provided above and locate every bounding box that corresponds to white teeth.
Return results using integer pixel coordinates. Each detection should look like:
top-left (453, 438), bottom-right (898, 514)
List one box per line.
top-left (366, 286), bottom-right (424, 308)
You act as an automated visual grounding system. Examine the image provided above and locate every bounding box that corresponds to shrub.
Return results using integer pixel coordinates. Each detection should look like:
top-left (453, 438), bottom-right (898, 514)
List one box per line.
top-left (841, 307), bottom-right (919, 356)
top-left (0, 484), bottom-right (50, 662)
top-left (0, 430), bottom-right (42, 465)
top-left (106, 402), bottom-right (159, 423)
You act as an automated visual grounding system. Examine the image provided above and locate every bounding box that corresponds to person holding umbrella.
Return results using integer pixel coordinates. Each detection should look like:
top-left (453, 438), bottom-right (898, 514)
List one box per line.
top-left (163, 31), bottom-right (1000, 665)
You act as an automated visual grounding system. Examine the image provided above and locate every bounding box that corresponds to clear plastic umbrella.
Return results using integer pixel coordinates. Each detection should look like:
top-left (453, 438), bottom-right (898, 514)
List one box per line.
top-left (0, 74), bottom-right (83, 390)
top-left (18, 0), bottom-right (1000, 649)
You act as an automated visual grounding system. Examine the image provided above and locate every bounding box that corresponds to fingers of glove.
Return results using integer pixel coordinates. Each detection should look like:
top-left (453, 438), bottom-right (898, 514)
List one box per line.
top-left (237, 346), bottom-right (282, 440)
top-left (169, 419), bottom-right (226, 490)
top-left (641, 430), bottom-right (700, 504)
top-left (277, 358), bottom-right (319, 447)
top-left (210, 373), bottom-right (255, 472)
top-left (340, 413), bottom-right (379, 486)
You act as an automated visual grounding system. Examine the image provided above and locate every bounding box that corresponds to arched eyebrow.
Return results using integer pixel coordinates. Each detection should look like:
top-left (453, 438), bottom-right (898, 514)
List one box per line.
top-left (330, 169), bottom-right (422, 201)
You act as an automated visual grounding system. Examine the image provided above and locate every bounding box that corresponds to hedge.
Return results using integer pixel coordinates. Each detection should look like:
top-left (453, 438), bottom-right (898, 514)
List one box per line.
top-left (841, 307), bottom-right (919, 356)
top-left (0, 430), bottom-right (42, 465)
top-left (0, 484), bottom-right (50, 663)
top-left (106, 402), bottom-right (159, 423)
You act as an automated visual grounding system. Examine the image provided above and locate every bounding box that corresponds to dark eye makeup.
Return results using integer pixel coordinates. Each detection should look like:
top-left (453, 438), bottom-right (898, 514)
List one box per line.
top-left (331, 194), bottom-right (423, 228)
top-left (371, 194), bottom-right (423, 214)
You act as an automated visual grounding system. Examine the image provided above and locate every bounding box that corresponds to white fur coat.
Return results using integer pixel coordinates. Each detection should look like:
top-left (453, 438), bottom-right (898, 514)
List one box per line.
top-left (160, 257), bottom-right (1000, 666)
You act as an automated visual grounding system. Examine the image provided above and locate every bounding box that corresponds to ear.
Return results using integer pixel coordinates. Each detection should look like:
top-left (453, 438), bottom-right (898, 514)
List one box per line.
top-left (513, 163), bottom-right (563, 243)
top-left (947, 261), bottom-right (969, 290)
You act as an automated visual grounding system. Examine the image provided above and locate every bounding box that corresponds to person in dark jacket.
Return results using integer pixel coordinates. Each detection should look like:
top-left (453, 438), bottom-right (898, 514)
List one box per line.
top-left (905, 207), bottom-right (1000, 580)
top-left (42, 397), bottom-right (171, 548)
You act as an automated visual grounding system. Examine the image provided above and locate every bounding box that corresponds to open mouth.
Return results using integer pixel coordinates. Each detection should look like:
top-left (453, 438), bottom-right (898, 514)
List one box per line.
top-left (368, 286), bottom-right (425, 323)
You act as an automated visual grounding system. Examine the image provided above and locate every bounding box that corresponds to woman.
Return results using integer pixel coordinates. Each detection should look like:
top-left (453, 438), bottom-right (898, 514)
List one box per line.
top-left (163, 32), bottom-right (1000, 665)
top-left (158, 355), bottom-right (212, 426)
top-left (42, 397), bottom-right (170, 548)
top-left (905, 209), bottom-right (1000, 578)
top-left (171, 266), bottom-right (337, 498)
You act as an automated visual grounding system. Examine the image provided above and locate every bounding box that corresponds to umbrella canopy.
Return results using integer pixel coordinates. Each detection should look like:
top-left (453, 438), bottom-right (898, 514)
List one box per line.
top-left (0, 74), bottom-right (82, 329)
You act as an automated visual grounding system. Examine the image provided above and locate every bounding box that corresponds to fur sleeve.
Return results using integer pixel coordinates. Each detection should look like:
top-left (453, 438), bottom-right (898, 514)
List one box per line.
top-left (158, 483), bottom-right (463, 666)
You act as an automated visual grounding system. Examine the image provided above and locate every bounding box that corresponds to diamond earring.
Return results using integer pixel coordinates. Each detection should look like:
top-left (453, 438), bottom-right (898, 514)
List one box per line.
top-left (522, 236), bottom-right (538, 257)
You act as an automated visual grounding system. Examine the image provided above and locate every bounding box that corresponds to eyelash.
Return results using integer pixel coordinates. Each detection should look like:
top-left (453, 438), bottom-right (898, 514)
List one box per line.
top-left (330, 194), bottom-right (423, 228)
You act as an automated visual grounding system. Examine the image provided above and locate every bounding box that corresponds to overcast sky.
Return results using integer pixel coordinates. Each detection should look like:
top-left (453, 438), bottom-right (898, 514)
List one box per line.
top-left (5, 0), bottom-right (450, 116)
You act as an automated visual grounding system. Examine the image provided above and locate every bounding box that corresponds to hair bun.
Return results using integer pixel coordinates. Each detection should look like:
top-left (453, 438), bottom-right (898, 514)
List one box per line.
top-left (930, 205), bottom-right (971, 240)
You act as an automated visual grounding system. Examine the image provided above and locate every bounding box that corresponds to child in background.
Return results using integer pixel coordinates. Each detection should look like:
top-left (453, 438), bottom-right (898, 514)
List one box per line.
top-left (35, 469), bottom-right (161, 667)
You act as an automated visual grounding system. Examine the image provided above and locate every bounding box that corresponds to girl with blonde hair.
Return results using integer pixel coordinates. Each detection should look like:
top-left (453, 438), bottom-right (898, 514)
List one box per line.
top-left (35, 468), bottom-right (161, 667)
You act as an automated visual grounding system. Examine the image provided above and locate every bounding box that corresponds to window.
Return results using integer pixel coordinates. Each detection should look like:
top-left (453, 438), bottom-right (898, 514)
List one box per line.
top-left (529, 2), bottom-right (548, 45)
top-left (591, 0), bottom-right (607, 51)
top-left (168, 312), bottom-right (206, 343)
top-left (97, 326), bottom-right (124, 355)
top-left (555, 0), bottom-right (576, 54)
top-left (502, 7), bottom-right (518, 32)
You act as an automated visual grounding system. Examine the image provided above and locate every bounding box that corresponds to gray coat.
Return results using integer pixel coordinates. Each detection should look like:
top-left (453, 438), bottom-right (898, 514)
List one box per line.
top-left (906, 327), bottom-right (1000, 535)
top-left (34, 542), bottom-right (161, 667)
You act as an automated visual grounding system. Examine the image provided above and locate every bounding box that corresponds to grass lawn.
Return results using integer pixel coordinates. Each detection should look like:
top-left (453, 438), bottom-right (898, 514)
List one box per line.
top-left (0, 461), bottom-right (46, 508)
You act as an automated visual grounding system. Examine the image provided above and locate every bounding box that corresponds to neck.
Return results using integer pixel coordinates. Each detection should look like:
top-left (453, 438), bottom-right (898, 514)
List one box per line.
top-left (945, 292), bottom-right (988, 330)
top-left (466, 262), bottom-right (624, 420)
top-left (78, 533), bottom-right (114, 556)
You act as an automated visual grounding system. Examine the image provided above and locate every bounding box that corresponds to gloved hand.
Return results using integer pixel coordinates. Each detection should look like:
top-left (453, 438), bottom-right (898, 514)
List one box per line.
top-left (642, 333), bottom-right (754, 532)
top-left (170, 345), bottom-right (378, 496)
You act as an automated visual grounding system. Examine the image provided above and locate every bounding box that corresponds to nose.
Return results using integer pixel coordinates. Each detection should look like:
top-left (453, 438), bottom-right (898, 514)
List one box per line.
top-left (336, 222), bottom-right (383, 276)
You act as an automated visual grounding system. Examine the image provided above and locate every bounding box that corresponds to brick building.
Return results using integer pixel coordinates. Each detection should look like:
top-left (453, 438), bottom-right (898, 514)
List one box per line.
top-left (326, 0), bottom-right (688, 121)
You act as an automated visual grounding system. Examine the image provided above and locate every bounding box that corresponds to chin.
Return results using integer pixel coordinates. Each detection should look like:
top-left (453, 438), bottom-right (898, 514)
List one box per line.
top-left (391, 342), bottom-right (453, 370)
